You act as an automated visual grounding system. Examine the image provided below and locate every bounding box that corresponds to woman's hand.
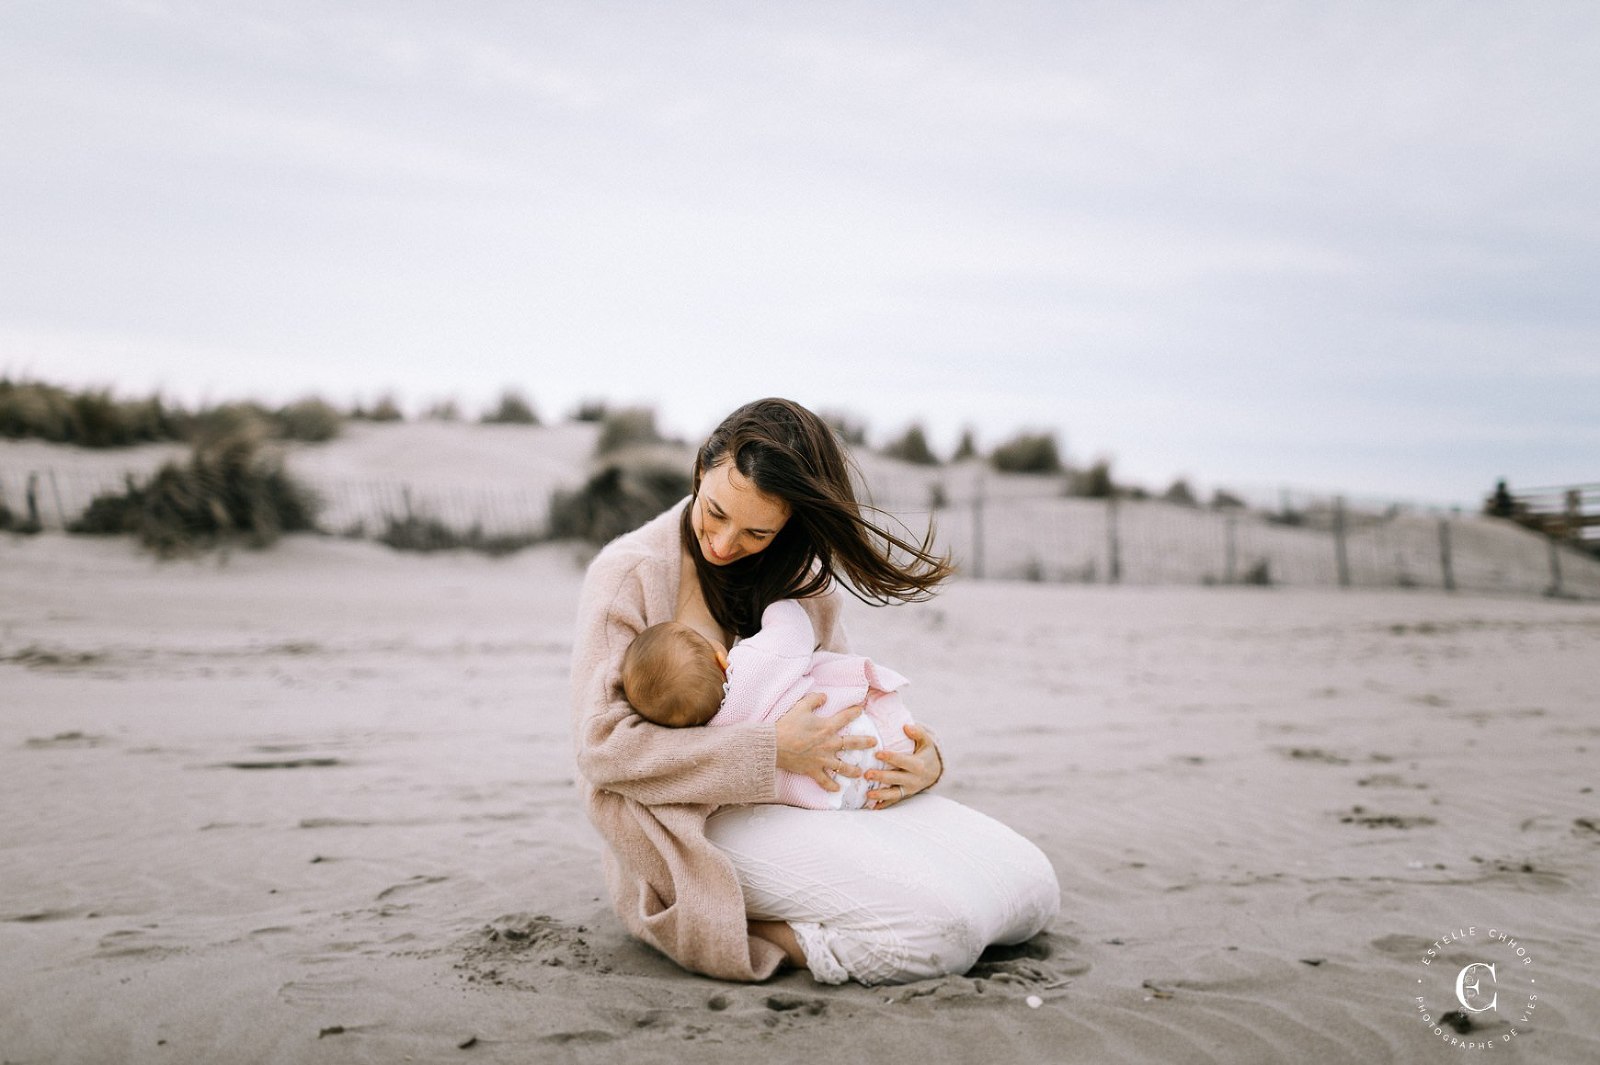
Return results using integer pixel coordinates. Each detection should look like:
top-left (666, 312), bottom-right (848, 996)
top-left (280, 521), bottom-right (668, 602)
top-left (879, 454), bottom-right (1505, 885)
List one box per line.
top-left (865, 723), bottom-right (943, 809)
top-left (775, 694), bottom-right (877, 792)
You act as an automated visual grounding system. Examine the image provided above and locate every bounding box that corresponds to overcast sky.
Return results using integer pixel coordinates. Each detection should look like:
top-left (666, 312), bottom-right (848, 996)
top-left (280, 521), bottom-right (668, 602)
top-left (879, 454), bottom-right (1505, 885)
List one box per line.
top-left (3, 1), bottom-right (1596, 505)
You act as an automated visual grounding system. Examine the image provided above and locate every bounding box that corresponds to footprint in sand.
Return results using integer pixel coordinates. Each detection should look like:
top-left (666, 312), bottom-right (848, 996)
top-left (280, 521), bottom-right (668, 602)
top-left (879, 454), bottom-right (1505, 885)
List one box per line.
top-left (456, 914), bottom-right (604, 990)
top-left (1369, 933), bottom-right (1434, 958)
top-left (885, 931), bottom-right (1085, 1004)
top-left (374, 875), bottom-right (448, 901)
top-left (214, 757), bottom-right (344, 770)
top-left (1279, 747), bottom-right (1350, 765)
top-left (1356, 773), bottom-right (1428, 790)
top-left (1338, 805), bottom-right (1436, 829)
top-left (4, 908), bottom-right (86, 923)
top-left (95, 928), bottom-right (185, 960)
top-left (23, 731), bottom-right (110, 750)
top-left (971, 932), bottom-right (1088, 987)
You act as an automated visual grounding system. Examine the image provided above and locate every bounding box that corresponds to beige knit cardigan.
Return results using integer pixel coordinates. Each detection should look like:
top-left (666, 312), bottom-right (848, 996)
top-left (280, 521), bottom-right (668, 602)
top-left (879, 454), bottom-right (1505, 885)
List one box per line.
top-left (569, 499), bottom-right (847, 982)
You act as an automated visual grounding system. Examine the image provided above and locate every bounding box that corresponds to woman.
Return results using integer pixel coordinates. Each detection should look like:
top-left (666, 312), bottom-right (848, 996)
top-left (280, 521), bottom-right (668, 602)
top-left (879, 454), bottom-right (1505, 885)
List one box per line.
top-left (570, 398), bottom-right (1059, 984)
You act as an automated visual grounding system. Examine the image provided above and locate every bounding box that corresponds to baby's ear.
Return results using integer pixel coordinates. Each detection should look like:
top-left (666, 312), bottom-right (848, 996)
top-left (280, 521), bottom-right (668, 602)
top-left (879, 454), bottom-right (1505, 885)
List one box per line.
top-left (714, 648), bottom-right (729, 673)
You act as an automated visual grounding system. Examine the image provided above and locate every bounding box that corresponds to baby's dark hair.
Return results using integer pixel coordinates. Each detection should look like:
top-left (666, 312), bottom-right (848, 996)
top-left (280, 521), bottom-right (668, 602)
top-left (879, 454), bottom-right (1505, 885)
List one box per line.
top-left (621, 622), bottom-right (726, 728)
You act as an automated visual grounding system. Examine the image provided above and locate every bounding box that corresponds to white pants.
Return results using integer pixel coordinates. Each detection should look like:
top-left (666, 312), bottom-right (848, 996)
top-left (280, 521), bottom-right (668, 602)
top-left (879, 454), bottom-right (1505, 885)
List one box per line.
top-left (705, 794), bottom-right (1060, 985)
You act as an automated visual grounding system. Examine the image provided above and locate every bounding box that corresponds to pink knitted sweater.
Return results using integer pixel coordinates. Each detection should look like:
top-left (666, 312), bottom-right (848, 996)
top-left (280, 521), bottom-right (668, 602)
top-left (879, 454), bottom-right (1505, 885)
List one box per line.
top-left (569, 500), bottom-right (847, 981)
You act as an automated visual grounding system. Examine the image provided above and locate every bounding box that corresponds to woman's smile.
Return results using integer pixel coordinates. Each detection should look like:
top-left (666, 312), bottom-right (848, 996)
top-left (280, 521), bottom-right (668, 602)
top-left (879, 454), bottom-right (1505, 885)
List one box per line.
top-left (691, 460), bottom-right (791, 567)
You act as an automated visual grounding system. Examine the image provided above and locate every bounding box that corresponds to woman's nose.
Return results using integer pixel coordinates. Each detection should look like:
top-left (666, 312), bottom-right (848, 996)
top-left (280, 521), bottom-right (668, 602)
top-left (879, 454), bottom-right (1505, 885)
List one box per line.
top-left (712, 531), bottom-right (737, 557)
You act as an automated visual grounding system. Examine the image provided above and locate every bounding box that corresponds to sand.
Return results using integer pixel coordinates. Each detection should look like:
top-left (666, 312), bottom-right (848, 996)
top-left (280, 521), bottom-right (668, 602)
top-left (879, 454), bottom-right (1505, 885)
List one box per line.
top-left (3, 530), bottom-right (1599, 1064)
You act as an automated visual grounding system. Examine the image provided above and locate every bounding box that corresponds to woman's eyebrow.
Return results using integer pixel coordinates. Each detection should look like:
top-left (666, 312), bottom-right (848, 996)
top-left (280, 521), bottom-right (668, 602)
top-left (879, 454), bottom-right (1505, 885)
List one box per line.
top-left (705, 494), bottom-right (779, 535)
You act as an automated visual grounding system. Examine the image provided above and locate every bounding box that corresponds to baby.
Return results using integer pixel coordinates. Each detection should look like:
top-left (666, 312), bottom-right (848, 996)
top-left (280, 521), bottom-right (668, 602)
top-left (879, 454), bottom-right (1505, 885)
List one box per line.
top-left (621, 599), bottom-right (915, 810)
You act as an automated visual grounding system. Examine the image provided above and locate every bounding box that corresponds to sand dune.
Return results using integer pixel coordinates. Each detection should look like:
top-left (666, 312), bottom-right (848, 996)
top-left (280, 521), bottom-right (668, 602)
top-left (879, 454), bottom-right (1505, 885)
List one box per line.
top-left (8, 422), bottom-right (1594, 598)
top-left (3, 528), bottom-right (1598, 1063)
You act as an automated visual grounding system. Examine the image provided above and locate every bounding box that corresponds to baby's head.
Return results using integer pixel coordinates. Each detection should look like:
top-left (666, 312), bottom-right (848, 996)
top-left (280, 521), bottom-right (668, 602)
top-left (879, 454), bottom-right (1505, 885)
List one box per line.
top-left (621, 622), bottom-right (728, 728)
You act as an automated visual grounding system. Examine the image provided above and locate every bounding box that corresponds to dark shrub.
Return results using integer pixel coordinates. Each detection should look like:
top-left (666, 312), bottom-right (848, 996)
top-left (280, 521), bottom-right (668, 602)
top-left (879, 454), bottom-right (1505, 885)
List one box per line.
top-left (1070, 460), bottom-right (1115, 498)
top-left (190, 402), bottom-right (274, 444)
top-left (69, 474), bottom-right (142, 535)
top-left (69, 431), bottom-right (318, 556)
top-left (570, 399), bottom-right (609, 422)
top-left (1210, 488), bottom-right (1246, 509)
top-left (1163, 479), bottom-right (1198, 507)
top-left (276, 397), bottom-right (343, 442)
top-left (882, 423), bottom-right (940, 466)
top-left (594, 407), bottom-right (663, 455)
top-left (352, 394), bottom-right (405, 422)
top-left (0, 378), bottom-right (185, 446)
top-left (370, 394), bottom-right (405, 421)
top-left (0, 378), bottom-right (67, 440)
top-left (71, 390), bottom-right (130, 446)
top-left (378, 516), bottom-right (539, 557)
top-left (424, 399), bottom-right (462, 422)
top-left (548, 462), bottom-right (691, 545)
top-left (991, 431), bottom-right (1063, 474)
top-left (481, 389), bottom-right (540, 425)
top-left (951, 428), bottom-right (978, 462)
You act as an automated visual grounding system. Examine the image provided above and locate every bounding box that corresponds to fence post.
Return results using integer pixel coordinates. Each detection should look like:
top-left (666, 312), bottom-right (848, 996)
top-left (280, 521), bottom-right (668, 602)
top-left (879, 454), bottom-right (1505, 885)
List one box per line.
top-left (1224, 514), bottom-right (1237, 584)
top-left (26, 472), bottom-right (41, 530)
top-left (1547, 536), bottom-right (1564, 598)
top-left (970, 475), bottom-right (985, 580)
top-left (1107, 495), bottom-right (1122, 584)
top-left (48, 470), bottom-right (66, 529)
top-left (1437, 515), bottom-right (1456, 592)
top-left (1332, 495), bottom-right (1350, 588)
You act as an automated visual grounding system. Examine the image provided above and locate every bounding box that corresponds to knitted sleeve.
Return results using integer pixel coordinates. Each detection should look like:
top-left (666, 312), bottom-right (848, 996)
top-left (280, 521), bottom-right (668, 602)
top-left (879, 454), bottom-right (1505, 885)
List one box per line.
top-left (570, 548), bottom-right (777, 806)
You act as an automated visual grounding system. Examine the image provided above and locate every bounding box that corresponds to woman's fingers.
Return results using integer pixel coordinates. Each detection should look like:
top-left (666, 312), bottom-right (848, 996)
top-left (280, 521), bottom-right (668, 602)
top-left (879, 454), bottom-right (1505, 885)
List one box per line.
top-left (865, 780), bottom-right (910, 808)
top-left (865, 765), bottom-right (915, 788)
top-left (862, 722), bottom-right (943, 806)
top-left (778, 697), bottom-right (909, 791)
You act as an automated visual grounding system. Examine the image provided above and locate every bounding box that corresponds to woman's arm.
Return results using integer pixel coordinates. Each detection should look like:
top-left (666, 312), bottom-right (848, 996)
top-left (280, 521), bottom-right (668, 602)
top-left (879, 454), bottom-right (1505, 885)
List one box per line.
top-left (572, 554), bottom-right (779, 807)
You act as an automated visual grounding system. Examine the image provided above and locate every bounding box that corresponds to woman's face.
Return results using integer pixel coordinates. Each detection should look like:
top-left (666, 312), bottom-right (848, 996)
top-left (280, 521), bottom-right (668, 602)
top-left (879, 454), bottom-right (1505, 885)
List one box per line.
top-left (690, 459), bottom-right (792, 566)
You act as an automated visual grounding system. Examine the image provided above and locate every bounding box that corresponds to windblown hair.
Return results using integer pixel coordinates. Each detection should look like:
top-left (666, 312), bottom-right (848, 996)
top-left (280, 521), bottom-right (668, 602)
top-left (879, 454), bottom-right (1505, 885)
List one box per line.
top-left (681, 397), bottom-right (954, 639)
top-left (621, 622), bottom-right (727, 728)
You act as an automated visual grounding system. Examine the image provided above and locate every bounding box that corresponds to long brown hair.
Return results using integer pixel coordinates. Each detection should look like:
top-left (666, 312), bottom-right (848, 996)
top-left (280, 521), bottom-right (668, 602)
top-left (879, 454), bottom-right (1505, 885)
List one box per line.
top-left (681, 397), bottom-right (954, 639)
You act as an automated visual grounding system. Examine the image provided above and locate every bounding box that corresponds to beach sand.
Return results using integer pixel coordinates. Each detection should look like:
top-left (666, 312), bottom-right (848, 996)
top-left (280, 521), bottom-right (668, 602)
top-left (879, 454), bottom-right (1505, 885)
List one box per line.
top-left (3, 532), bottom-right (1598, 1064)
